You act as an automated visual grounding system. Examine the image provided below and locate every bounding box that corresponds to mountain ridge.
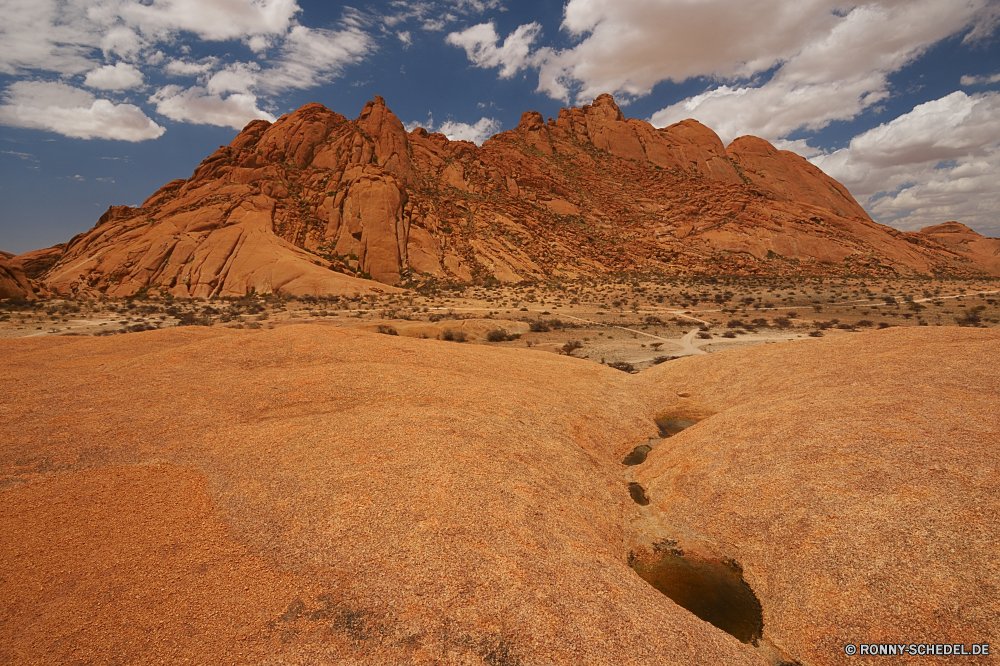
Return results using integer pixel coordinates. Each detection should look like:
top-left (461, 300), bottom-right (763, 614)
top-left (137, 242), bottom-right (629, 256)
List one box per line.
top-left (12, 94), bottom-right (1000, 299)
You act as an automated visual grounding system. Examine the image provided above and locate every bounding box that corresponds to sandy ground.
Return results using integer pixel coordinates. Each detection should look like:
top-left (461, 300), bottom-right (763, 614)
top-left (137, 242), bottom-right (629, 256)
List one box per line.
top-left (2, 277), bottom-right (997, 374)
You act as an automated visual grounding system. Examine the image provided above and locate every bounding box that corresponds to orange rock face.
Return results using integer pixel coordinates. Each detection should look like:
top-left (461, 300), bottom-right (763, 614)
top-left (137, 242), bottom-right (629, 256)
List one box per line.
top-left (29, 95), bottom-right (1000, 297)
top-left (2, 325), bottom-right (997, 664)
top-left (908, 222), bottom-right (1000, 276)
top-left (0, 255), bottom-right (35, 300)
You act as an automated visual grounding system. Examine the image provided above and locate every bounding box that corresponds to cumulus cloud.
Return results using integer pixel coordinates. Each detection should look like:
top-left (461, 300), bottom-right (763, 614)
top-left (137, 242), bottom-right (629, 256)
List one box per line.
top-left (641, 0), bottom-right (991, 143)
top-left (206, 62), bottom-right (261, 95)
top-left (258, 25), bottom-right (372, 92)
top-left (0, 80), bottom-right (165, 141)
top-left (438, 117), bottom-right (501, 144)
top-left (811, 91), bottom-right (1000, 236)
top-left (0, 0), bottom-right (96, 75)
top-left (446, 22), bottom-right (542, 78)
top-left (405, 115), bottom-right (500, 145)
top-left (150, 85), bottom-right (276, 129)
top-left (0, 0), bottom-right (375, 137)
top-left (112, 0), bottom-right (300, 43)
top-left (84, 63), bottom-right (145, 90)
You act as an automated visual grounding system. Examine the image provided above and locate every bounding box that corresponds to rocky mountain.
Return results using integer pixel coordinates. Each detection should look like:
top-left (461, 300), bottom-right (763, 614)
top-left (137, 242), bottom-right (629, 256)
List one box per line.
top-left (22, 94), bottom-right (1000, 298)
top-left (0, 254), bottom-right (35, 300)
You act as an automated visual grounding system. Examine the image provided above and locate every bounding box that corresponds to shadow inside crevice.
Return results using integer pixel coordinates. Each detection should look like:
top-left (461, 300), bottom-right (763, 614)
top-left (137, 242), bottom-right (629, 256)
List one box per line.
top-left (631, 547), bottom-right (764, 645)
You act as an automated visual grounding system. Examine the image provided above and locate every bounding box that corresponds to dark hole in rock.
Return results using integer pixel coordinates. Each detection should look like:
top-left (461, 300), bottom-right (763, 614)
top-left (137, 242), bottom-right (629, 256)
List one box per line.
top-left (635, 552), bottom-right (763, 644)
top-left (628, 482), bottom-right (650, 505)
top-left (655, 417), bottom-right (697, 437)
top-left (622, 445), bottom-right (652, 466)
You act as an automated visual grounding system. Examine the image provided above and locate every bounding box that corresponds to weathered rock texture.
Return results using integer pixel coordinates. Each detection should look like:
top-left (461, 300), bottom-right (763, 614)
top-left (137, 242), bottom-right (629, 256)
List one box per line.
top-left (27, 94), bottom-right (1000, 297)
top-left (0, 255), bottom-right (35, 300)
top-left (907, 222), bottom-right (1000, 277)
top-left (1, 326), bottom-right (996, 664)
top-left (637, 327), bottom-right (999, 665)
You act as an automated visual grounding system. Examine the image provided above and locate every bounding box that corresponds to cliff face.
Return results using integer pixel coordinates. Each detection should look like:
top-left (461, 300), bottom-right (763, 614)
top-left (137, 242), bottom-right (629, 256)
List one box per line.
top-left (29, 94), bottom-right (1000, 298)
top-left (0, 255), bottom-right (35, 300)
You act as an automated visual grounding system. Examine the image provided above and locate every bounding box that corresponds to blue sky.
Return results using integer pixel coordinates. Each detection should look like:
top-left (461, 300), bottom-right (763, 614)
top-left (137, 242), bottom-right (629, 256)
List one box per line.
top-left (1, 0), bottom-right (999, 255)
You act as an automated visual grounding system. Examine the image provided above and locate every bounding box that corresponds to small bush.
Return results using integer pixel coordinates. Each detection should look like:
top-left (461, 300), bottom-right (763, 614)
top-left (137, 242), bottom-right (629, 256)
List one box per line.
top-left (529, 320), bottom-right (551, 333)
top-left (697, 332), bottom-right (712, 339)
top-left (377, 325), bottom-right (398, 336)
top-left (652, 356), bottom-right (675, 365)
top-left (722, 331), bottom-right (737, 338)
top-left (561, 340), bottom-right (583, 355)
top-left (808, 330), bottom-right (824, 337)
top-left (608, 361), bottom-right (636, 373)
top-left (486, 329), bottom-right (519, 342)
top-left (442, 329), bottom-right (466, 342)
top-left (176, 312), bottom-right (212, 327)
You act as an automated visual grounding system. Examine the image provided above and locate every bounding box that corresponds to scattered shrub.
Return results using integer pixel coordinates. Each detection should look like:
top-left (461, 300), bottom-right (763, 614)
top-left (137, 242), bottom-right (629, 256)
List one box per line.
top-left (561, 340), bottom-right (583, 355)
top-left (176, 312), bottom-right (212, 326)
top-left (377, 325), bottom-right (398, 336)
top-left (442, 329), bottom-right (466, 342)
top-left (607, 361), bottom-right (636, 373)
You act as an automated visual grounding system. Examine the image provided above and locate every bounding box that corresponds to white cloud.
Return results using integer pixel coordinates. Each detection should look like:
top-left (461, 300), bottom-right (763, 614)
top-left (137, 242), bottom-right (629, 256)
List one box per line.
top-left (398, 30), bottom-right (412, 47)
top-left (164, 58), bottom-right (218, 77)
top-left (961, 72), bottom-right (1000, 85)
top-left (0, 80), bottom-right (165, 141)
top-left (642, 0), bottom-right (992, 143)
top-left (259, 25), bottom-right (372, 92)
top-left (113, 0), bottom-right (300, 43)
top-left (446, 22), bottom-right (541, 78)
top-left (99, 26), bottom-right (144, 60)
top-left (150, 85), bottom-right (276, 129)
top-left (0, 0), bottom-right (96, 75)
top-left (405, 114), bottom-right (500, 145)
top-left (811, 91), bottom-right (1000, 236)
top-left (84, 63), bottom-right (145, 90)
top-left (246, 34), bottom-right (272, 53)
top-left (439, 117), bottom-right (500, 144)
top-left (206, 62), bottom-right (261, 95)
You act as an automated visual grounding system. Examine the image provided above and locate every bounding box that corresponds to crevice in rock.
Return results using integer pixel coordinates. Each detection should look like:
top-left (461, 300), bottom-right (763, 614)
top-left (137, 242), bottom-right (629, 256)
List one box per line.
top-left (627, 482), bottom-right (650, 505)
top-left (631, 548), bottom-right (763, 645)
top-left (622, 444), bottom-right (652, 465)
top-left (654, 417), bottom-right (698, 437)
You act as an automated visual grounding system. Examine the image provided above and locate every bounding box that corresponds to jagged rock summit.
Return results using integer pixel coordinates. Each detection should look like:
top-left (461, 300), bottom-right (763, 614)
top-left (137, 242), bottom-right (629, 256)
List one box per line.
top-left (27, 94), bottom-right (1000, 298)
